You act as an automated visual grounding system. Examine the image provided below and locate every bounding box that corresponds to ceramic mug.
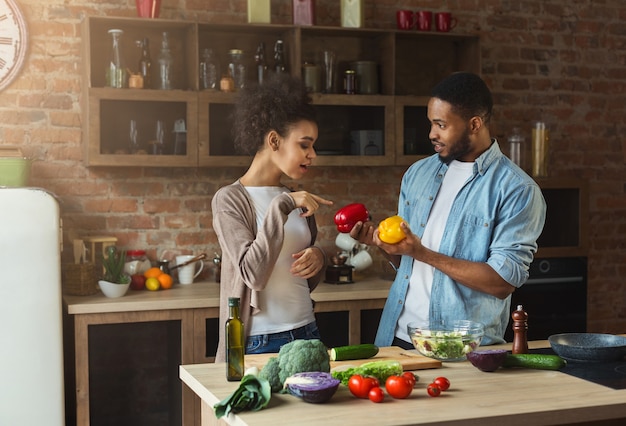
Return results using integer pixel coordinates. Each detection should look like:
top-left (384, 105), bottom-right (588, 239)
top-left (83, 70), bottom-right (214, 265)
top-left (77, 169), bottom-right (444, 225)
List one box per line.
top-left (416, 11), bottom-right (433, 31)
top-left (176, 255), bottom-right (204, 285)
top-left (335, 233), bottom-right (360, 252)
top-left (349, 250), bottom-right (373, 271)
top-left (435, 12), bottom-right (458, 32)
top-left (396, 10), bottom-right (414, 30)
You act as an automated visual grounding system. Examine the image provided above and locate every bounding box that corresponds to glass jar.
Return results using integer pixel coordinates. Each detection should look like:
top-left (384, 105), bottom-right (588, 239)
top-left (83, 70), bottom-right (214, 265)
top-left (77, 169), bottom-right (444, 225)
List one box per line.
top-left (200, 48), bottom-right (218, 90)
top-left (274, 40), bottom-right (286, 74)
top-left (124, 250), bottom-right (151, 275)
top-left (106, 29), bottom-right (127, 88)
top-left (157, 31), bottom-right (173, 90)
top-left (508, 126), bottom-right (525, 168)
top-left (228, 49), bottom-right (246, 90)
top-left (344, 69), bottom-right (356, 94)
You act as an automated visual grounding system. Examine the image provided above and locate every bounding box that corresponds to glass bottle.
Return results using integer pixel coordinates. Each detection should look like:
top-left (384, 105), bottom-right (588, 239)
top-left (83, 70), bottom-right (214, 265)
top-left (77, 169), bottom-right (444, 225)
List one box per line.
top-left (274, 40), bottom-right (286, 74)
top-left (255, 42), bottom-right (268, 84)
top-left (226, 297), bottom-right (245, 381)
top-left (106, 29), bottom-right (127, 88)
top-left (199, 48), bottom-right (218, 90)
top-left (129, 119), bottom-right (139, 154)
top-left (137, 37), bottom-right (152, 89)
top-left (508, 126), bottom-right (525, 168)
top-left (227, 49), bottom-right (246, 90)
top-left (157, 31), bottom-right (173, 90)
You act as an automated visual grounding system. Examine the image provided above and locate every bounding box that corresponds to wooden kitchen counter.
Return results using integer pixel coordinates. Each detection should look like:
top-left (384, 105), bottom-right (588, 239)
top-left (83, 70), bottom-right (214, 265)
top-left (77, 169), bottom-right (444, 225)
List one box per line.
top-left (63, 276), bottom-right (392, 426)
top-left (180, 340), bottom-right (626, 426)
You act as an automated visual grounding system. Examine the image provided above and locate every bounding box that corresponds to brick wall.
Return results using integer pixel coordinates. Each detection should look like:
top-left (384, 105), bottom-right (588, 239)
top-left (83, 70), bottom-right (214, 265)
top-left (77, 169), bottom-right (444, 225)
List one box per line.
top-left (4, 0), bottom-right (624, 333)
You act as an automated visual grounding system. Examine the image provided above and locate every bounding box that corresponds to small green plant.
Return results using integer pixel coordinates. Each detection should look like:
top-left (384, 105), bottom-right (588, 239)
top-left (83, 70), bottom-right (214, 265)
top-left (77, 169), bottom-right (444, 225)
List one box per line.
top-left (101, 246), bottom-right (130, 284)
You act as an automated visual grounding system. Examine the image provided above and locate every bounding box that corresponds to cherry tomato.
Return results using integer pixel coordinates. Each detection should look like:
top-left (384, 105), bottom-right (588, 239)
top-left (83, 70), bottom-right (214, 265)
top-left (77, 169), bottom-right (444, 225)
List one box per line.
top-left (368, 386), bottom-right (385, 403)
top-left (385, 375), bottom-right (413, 399)
top-left (348, 375), bottom-right (380, 399)
top-left (402, 371), bottom-right (417, 387)
top-left (427, 383), bottom-right (442, 397)
top-left (433, 376), bottom-right (450, 391)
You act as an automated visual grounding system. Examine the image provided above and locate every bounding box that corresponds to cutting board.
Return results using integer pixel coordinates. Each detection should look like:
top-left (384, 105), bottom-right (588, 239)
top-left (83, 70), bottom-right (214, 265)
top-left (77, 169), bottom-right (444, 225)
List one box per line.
top-left (245, 346), bottom-right (442, 371)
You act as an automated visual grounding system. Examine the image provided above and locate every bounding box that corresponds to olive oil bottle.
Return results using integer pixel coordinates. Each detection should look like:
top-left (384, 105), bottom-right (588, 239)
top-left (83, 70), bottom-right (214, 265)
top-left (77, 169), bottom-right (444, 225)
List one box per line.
top-left (226, 297), bottom-right (245, 381)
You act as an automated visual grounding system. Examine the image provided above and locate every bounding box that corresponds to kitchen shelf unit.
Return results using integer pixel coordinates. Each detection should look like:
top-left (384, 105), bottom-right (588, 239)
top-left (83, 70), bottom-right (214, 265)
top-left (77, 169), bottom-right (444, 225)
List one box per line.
top-left (82, 16), bottom-right (480, 167)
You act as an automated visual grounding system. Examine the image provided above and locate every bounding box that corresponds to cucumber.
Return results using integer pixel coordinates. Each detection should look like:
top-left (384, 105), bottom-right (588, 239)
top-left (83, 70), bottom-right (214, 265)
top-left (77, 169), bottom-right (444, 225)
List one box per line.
top-left (330, 344), bottom-right (379, 361)
top-left (502, 353), bottom-right (566, 370)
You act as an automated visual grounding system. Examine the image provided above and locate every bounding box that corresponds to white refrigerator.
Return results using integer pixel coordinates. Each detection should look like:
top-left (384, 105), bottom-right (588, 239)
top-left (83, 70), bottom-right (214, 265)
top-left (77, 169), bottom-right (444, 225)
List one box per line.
top-left (0, 188), bottom-right (65, 425)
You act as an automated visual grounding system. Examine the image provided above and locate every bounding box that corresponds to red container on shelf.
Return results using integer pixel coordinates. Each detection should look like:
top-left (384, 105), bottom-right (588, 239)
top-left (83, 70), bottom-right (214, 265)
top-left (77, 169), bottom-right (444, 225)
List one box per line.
top-left (136, 0), bottom-right (161, 18)
top-left (293, 0), bottom-right (316, 26)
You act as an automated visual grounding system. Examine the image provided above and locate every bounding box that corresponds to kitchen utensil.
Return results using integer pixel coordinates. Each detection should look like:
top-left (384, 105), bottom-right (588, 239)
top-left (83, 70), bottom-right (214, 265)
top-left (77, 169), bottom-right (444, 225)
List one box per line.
top-left (548, 333), bottom-right (626, 363)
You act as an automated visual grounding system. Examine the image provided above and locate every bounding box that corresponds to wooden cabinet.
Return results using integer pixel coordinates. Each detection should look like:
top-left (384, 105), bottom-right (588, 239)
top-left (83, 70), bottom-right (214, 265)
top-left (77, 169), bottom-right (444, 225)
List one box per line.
top-left (82, 17), bottom-right (479, 167)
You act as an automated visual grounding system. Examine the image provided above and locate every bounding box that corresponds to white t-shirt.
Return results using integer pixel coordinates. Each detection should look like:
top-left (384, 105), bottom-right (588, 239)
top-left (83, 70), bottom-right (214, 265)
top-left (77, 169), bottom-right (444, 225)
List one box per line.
top-left (244, 186), bottom-right (315, 335)
top-left (395, 160), bottom-right (475, 342)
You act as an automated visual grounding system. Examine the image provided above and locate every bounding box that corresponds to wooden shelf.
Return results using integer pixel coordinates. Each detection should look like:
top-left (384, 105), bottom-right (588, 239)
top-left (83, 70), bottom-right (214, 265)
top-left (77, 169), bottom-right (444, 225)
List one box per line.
top-left (81, 17), bottom-right (480, 167)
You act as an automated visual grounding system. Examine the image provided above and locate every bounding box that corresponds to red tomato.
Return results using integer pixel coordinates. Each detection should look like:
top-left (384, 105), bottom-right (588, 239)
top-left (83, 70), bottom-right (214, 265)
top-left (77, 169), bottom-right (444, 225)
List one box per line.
top-left (385, 375), bottom-right (413, 399)
top-left (402, 371), bottom-right (417, 387)
top-left (433, 376), bottom-right (450, 391)
top-left (427, 383), bottom-right (441, 397)
top-left (368, 386), bottom-right (385, 403)
top-left (348, 375), bottom-right (379, 399)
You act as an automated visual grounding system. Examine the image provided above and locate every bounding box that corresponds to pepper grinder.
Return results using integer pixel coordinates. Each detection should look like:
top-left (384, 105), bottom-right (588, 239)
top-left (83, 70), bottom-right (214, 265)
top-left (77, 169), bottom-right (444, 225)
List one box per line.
top-left (511, 304), bottom-right (529, 354)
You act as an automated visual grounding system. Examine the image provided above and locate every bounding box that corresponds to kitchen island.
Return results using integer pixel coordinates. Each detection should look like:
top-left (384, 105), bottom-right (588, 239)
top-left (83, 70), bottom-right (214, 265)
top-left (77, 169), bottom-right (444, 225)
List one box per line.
top-left (63, 277), bottom-right (391, 425)
top-left (180, 340), bottom-right (626, 426)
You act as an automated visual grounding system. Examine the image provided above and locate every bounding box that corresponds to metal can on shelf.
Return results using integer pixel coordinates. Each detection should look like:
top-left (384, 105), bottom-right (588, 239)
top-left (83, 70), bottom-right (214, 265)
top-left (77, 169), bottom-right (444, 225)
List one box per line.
top-left (344, 69), bottom-right (356, 94)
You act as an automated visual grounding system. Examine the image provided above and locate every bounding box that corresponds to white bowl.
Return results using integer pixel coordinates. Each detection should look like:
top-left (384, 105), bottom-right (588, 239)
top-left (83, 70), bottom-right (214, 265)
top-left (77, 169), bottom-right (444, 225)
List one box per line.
top-left (98, 280), bottom-right (131, 298)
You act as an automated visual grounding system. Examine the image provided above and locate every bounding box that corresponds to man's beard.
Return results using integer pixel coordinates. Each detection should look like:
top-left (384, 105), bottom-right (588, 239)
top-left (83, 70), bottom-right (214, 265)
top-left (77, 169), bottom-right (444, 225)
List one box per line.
top-left (437, 128), bottom-right (472, 164)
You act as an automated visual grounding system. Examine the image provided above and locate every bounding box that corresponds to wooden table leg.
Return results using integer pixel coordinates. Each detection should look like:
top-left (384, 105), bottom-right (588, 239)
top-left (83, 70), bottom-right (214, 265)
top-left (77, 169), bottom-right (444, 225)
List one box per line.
top-left (74, 314), bottom-right (90, 426)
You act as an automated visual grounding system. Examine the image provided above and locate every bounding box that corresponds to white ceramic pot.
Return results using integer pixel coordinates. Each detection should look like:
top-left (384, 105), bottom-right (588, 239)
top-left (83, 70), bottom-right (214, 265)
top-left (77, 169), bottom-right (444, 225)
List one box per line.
top-left (98, 280), bottom-right (131, 298)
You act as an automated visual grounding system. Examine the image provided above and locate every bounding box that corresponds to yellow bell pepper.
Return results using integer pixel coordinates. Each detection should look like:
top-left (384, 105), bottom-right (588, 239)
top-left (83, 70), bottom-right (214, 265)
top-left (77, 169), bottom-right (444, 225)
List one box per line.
top-left (378, 215), bottom-right (407, 244)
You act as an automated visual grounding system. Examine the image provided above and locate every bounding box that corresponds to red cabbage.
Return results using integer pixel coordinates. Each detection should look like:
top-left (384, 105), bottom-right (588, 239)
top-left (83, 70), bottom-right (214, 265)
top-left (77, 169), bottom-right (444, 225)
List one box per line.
top-left (283, 372), bottom-right (341, 403)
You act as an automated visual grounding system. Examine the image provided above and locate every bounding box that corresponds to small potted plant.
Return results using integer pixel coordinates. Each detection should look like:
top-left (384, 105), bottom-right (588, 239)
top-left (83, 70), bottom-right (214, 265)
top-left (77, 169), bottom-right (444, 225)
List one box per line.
top-left (98, 246), bottom-right (131, 298)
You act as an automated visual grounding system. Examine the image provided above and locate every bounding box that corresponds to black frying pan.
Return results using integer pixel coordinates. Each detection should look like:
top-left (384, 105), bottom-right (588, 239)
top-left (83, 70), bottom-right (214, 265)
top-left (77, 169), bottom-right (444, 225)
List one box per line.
top-left (548, 333), bottom-right (626, 363)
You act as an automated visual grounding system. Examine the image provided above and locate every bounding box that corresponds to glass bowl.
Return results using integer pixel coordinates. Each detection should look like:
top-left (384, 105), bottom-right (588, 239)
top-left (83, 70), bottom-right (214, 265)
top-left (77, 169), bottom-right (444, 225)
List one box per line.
top-left (407, 320), bottom-right (485, 362)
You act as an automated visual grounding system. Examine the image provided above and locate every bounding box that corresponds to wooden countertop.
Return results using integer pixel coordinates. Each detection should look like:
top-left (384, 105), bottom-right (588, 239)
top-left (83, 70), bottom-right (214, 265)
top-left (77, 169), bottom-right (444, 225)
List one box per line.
top-left (63, 277), bottom-right (392, 315)
top-left (180, 340), bottom-right (626, 426)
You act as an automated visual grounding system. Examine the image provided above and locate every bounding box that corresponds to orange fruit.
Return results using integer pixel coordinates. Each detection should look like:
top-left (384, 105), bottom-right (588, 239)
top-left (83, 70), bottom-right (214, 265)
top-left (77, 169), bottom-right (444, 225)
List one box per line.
top-left (157, 273), bottom-right (173, 289)
top-left (145, 277), bottom-right (160, 291)
top-left (144, 267), bottom-right (163, 279)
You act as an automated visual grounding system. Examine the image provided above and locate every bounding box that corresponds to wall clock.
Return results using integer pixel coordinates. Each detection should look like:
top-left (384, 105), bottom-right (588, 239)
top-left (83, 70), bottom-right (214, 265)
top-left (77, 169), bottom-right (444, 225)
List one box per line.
top-left (0, 0), bottom-right (28, 91)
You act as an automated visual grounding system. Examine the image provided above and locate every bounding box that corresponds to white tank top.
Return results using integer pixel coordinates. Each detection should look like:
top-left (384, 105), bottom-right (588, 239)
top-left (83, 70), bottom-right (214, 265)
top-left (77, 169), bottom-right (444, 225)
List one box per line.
top-left (396, 160), bottom-right (474, 342)
top-left (244, 186), bottom-right (315, 334)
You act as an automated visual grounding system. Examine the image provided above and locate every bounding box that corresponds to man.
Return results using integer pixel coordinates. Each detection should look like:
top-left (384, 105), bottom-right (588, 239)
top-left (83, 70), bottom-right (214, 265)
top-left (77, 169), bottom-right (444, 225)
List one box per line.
top-left (351, 72), bottom-right (546, 348)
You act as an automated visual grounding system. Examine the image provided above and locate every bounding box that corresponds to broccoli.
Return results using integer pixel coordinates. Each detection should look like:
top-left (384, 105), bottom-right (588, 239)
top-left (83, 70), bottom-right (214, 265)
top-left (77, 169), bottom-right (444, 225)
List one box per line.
top-left (258, 357), bottom-right (282, 392)
top-left (258, 339), bottom-right (330, 393)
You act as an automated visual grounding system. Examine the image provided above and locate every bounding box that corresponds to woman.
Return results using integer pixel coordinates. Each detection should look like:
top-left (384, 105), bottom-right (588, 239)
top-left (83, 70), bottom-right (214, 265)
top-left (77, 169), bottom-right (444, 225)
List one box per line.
top-left (211, 73), bottom-right (333, 361)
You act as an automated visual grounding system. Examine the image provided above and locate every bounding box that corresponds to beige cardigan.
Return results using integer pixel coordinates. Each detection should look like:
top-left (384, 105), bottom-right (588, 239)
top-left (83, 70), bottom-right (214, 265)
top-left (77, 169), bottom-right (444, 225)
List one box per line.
top-left (211, 181), bottom-right (323, 362)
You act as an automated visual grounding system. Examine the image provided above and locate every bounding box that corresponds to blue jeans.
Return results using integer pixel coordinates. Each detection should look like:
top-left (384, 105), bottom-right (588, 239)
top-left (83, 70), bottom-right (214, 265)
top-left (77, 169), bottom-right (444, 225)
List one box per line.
top-left (246, 322), bottom-right (320, 355)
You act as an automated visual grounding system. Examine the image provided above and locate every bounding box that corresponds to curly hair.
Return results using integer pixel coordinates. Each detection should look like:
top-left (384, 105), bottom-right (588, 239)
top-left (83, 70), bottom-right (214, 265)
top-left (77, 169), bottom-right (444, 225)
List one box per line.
top-left (232, 73), bottom-right (317, 155)
top-left (431, 72), bottom-right (493, 124)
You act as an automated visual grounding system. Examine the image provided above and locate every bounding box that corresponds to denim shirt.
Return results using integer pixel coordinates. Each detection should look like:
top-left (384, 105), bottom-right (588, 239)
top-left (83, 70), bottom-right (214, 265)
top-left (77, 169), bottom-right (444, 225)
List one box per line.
top-left (375, 141), bottom-right (546, 346)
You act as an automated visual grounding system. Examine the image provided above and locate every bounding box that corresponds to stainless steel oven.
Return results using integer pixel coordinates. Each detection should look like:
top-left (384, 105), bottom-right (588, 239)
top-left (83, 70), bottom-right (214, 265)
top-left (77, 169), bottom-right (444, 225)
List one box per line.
top-left (504, 257), bottom-right (587, 342)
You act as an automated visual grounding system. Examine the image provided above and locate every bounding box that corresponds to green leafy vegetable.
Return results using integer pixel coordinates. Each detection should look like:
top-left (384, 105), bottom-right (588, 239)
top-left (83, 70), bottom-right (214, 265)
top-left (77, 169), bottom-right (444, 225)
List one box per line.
top-left (213, 374), bottom-right (271, 419)
top-left (258, 339), bottom-right (331, 393)
top-left (331, 360), bottom-right (403, 386)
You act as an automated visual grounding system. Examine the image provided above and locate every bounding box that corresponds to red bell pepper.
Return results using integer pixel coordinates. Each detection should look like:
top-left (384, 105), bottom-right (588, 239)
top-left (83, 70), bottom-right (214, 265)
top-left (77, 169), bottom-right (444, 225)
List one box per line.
top-left (334, 203), bottom-right (369, 233)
